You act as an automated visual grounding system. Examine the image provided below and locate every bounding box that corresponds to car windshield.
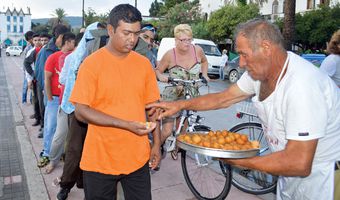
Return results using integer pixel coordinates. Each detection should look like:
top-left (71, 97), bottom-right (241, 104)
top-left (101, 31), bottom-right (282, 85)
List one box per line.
top-left (196, 44), bottom-right (222, 56)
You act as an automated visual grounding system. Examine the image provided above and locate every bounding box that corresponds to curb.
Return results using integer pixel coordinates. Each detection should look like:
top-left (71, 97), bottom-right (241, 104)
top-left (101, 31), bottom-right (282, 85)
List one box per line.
top-left (5, 66), bottom-right (49, 199)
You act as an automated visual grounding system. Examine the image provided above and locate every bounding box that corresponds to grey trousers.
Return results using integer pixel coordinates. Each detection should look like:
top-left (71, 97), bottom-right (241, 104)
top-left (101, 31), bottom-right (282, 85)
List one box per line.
top-left (49, 106), bottom-right (68, 165)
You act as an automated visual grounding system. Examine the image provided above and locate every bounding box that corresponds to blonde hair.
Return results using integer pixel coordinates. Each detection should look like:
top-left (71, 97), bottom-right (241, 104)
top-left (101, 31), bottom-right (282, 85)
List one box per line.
top-left (174, 24), bottom-right (193, 38)
top-left (327, 29), bottom-right (340, 55)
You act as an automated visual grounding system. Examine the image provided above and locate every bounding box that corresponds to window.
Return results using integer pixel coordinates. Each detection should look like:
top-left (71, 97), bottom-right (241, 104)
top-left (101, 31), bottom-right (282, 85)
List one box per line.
top-left (7, 16), bottom-right (10, 22)
top-left (7, 25), bottom-right (10, 32)
top-left (13, 16), bottom-right (17, 22)
top-left (307, 0), bottom-right (315, 9)
top-left (20, 25), bottom-right (23, 33)
top-left (20, 16), bottom-right (23, 22)
top-left (13, 26), bottom-right (17, 33)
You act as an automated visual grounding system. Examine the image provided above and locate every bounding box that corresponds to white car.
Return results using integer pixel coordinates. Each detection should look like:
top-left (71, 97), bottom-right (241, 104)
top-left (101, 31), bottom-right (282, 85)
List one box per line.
top-left (5, 46), bottom-right (23, 56)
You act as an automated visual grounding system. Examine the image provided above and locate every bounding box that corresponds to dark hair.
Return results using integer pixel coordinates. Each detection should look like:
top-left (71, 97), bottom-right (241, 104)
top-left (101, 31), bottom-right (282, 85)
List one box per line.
top-left (40, 33), bottom-right (52, 39)
top-left (75, 32), bottom-right (84, 46)
top-left (234, 19), bottom-right (285, 51)
top-left (108, 4), bottom-right (142, 31)
top-left (61, 32), bottom-right (76, 47)
top-left (32, 33), bottom-right (40, 38)
top-left (52, 24), bottom-right (70, 38)
top-left (24, 31), bottom-right (35, 41)
top-left (97, 22), bottom-right (107, 29)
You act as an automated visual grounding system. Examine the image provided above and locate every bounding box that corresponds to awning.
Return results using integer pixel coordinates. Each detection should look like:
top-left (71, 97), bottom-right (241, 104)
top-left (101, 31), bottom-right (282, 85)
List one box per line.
top-left (4, 38), bottom-right (12, 45)
top-left (18, 39), bottom-right (27, 46)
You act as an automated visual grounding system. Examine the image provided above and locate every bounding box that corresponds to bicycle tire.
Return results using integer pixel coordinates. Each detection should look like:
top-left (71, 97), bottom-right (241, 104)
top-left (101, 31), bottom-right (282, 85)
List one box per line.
top-left (229, 122), bottom-right (277, 195)
top-left (181, 150), bottom-right (232, 200)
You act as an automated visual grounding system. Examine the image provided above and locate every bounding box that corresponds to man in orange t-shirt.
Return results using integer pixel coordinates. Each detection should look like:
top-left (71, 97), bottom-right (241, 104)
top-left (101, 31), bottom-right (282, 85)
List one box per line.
top-left (69, 4), bottom-right (161, 200)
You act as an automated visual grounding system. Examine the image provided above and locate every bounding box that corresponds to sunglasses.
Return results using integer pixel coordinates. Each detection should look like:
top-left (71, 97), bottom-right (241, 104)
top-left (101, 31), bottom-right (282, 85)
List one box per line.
top-left (142, 26), bottom-right (156, 35)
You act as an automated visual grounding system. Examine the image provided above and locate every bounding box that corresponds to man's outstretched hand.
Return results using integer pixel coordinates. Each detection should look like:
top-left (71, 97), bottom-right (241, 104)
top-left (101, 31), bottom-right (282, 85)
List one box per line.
top-left (146, 101), bottom-right (183, 120)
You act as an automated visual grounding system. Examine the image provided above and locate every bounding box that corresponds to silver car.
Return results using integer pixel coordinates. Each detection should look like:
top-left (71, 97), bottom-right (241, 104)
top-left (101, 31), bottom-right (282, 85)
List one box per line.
top-left (223, 56), bottom-right (245, 83)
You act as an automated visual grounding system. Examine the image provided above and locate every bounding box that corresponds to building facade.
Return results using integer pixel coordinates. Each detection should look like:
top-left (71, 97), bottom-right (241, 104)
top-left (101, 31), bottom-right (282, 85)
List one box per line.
top-left (199, 0), bottom-right (340, 20)
top-left (0, 7), bottom-right (31, 47)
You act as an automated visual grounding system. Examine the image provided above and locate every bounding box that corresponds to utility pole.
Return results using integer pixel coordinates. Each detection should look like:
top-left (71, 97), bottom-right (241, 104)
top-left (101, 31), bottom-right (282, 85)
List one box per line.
top-left (135, 0), bottom-right (137, 8)
top-left (82, 0), bottom-right (85, 27)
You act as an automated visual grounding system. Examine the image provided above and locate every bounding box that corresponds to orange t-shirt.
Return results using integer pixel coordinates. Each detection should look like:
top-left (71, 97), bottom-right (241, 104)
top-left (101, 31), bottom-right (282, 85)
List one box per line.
top-left (69, 48), bottom-right (160, 175)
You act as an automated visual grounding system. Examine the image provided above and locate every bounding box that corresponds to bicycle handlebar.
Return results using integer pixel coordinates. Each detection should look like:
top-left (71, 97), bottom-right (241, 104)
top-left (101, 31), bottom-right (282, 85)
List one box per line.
top-left (168, 77), bottom-right (208, 85)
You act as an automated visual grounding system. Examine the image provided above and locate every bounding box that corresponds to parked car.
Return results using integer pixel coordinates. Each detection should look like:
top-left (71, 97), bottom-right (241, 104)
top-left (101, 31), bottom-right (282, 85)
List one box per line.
top-left (223, 56), bottom-right (245, 83)
top-left (5, 46), bottom-right (23, 56)
top-left (157, 38), bottom-right (223, 76)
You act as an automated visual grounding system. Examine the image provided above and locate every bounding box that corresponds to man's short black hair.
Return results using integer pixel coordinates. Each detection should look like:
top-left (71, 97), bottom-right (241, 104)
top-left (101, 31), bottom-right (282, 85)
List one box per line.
top-left (40, 33), bottom-right (52, 39)
top-left (61, 32), bottom-right (76, 47)
top-left (75, 32), bottom-right (84, 46)
top-left (108, 4), bottom-right (142, 31)
top-left (24, 31), bottom-right (35, 41)
top-left (52, 24), bottom-right (70, 38)
top-left (32, 33), bottom-right (40, 38)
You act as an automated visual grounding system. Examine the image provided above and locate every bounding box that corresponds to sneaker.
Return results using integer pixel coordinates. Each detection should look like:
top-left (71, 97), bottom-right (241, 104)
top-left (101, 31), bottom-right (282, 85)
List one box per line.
top-left (57, 187), bottom-right (70, 200)
top-left (38, 132), bottom-right (43, 138)
top-left (32, 120), bottom-right (40, 126)
top-left (37, 156), bottom-right (49, 168)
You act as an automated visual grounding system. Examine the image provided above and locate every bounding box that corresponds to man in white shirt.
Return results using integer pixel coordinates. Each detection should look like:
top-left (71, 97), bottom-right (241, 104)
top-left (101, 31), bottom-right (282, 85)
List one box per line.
top-left (148, 19), bottom-right (340, 200)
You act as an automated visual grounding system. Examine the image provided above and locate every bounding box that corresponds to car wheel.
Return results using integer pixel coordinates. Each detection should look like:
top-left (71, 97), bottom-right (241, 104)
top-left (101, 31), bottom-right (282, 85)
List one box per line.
top-left (228, 70), bottom-right (239, 83)
top-left (6, 52), bottom-right (10, 56)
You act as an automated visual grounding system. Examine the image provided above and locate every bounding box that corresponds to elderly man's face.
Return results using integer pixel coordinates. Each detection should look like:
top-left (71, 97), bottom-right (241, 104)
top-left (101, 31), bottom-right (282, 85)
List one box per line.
top-left (140, 30), bottom-right (155, 45)
top-left (236, 35), bottom-right (271, 81)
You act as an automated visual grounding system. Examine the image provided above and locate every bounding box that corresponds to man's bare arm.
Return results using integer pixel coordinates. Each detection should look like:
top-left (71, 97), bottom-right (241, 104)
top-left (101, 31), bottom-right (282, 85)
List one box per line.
top-left (74, 103), bottom-right (155, 136)
top-left (224, 139), bottom-right (318, 177)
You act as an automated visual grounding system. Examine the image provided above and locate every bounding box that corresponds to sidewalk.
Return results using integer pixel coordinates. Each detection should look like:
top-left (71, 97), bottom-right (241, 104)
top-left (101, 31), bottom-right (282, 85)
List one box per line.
top-left (1, 54), bottom-right (271, 200)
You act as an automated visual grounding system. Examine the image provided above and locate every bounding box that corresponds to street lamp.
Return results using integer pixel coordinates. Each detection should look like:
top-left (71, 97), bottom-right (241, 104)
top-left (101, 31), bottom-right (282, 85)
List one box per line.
top-left (135, 0), bottom-right (137, 8)
top-left (82, 0), bottom-right (85, 27)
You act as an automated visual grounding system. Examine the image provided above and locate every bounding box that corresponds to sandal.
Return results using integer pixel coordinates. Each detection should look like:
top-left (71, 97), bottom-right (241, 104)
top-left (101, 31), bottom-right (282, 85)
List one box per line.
top-left (45, 163), bottom-right (55, 174)
top-left (37, 156), bottom-right (50, 168)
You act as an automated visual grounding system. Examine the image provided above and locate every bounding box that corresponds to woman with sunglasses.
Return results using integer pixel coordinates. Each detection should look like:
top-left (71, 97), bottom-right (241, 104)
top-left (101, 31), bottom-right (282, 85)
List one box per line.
top-left (155, 24), bottom-right (210, 159)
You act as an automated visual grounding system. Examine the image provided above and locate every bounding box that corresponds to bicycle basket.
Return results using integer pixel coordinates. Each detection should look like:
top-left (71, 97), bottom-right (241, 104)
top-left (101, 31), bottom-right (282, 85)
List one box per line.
top-left (237, 100), bottom-right (258, 118)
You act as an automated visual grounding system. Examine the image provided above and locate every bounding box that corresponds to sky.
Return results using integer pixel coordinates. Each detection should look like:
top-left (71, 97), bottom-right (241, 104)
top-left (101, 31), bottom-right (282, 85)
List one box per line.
top-left (0, 0), bottom-right (154, 19)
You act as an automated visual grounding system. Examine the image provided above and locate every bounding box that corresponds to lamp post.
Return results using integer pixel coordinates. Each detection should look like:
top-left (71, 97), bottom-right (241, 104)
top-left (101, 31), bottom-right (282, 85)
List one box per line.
top-left (135, 0), bottom-right (137, 8)
top-left (82, 0), bottom-right (85, 27)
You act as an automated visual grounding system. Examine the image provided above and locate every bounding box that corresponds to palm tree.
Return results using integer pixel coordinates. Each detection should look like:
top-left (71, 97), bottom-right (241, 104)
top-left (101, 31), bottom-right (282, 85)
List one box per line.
top-left (282, 0), bottom-right (296, 50)
top-left (52, 8), bottom-right (67, 24)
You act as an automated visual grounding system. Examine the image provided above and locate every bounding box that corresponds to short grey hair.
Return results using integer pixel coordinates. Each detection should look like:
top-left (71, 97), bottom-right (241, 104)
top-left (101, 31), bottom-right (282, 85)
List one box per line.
top-left (234, 19), bottom-right (285, 51)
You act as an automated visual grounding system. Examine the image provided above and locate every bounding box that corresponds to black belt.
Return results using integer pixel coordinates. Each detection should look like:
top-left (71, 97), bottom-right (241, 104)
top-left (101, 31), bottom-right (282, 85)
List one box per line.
top-left (335, 161), bottom-right (340, 171)
top-left (52, 95), bottom-right (59, 97)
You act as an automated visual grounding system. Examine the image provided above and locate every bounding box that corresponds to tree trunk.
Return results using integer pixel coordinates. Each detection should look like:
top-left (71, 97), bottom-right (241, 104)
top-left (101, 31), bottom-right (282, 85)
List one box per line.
top-left (282, 0), bottom-right (296, 51)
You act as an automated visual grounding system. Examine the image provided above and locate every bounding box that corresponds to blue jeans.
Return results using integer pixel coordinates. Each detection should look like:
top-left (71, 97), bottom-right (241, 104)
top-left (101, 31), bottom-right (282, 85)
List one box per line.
top-left (22, 72), bottom-right (28, 103)
top-left (43, 96), bottom-right (59, 157)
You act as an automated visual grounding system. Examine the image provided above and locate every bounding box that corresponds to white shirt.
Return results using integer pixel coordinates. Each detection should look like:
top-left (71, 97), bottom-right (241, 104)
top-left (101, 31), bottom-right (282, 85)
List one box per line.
top-left (320, 54), bottom-right (340, 87)
top-left (237, 52), bottom-right (340, 200)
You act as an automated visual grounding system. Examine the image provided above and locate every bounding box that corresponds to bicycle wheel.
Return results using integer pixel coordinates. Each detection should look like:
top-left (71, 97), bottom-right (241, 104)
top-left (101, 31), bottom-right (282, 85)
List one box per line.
top-left (181, 150), bottom-right (232, 200)
top-left (229, 122), bottom-right (277, 195)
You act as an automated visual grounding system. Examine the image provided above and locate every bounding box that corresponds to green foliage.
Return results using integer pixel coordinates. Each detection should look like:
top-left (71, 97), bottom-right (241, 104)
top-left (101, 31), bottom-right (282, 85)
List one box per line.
top-left (31, 23), bottom-right (50, 34)
top-left (207, 4), bottom-right (260, 43)
top-left (158, 0), bottom-right (188, 16)
top-left (157, 1), bottom-right (202, 39)
top-left (149, 0), bottom-right (164, 17)
top-left (84, 8), bottom-right (109, 27)
top-left (191, 21), bottom-right (210, 39)
top-left (295, 4), bottom-right (340, 50)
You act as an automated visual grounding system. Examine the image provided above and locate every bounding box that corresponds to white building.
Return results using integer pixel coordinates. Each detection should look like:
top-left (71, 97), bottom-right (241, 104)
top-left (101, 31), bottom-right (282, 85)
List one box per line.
top-left (258, 0), bottom-right (340, 21)
top-left (199, 0), bottom-right (340, 21)
top-left (0, 7), bottom-right (31, 47)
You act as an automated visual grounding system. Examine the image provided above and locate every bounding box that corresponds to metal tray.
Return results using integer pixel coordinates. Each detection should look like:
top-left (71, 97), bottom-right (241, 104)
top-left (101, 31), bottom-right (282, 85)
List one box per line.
top-left (177, 134), bottom-right (259, 159)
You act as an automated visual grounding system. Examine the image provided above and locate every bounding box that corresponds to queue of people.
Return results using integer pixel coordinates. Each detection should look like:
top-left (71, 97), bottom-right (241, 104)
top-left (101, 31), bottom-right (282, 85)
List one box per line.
top-left (15, 3), bottom-right (340, 200)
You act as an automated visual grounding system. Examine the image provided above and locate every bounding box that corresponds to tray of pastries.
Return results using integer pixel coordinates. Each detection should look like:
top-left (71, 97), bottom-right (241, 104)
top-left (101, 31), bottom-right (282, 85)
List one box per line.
top-left (177, 130), bottom-right (260, 158)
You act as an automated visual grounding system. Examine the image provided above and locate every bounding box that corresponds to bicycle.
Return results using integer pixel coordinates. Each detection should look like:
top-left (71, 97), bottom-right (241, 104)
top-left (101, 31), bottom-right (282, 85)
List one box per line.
top-left (163, 77), bottom-right (233, 200)
top-left (229, 99), bottom-right (278, 195)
